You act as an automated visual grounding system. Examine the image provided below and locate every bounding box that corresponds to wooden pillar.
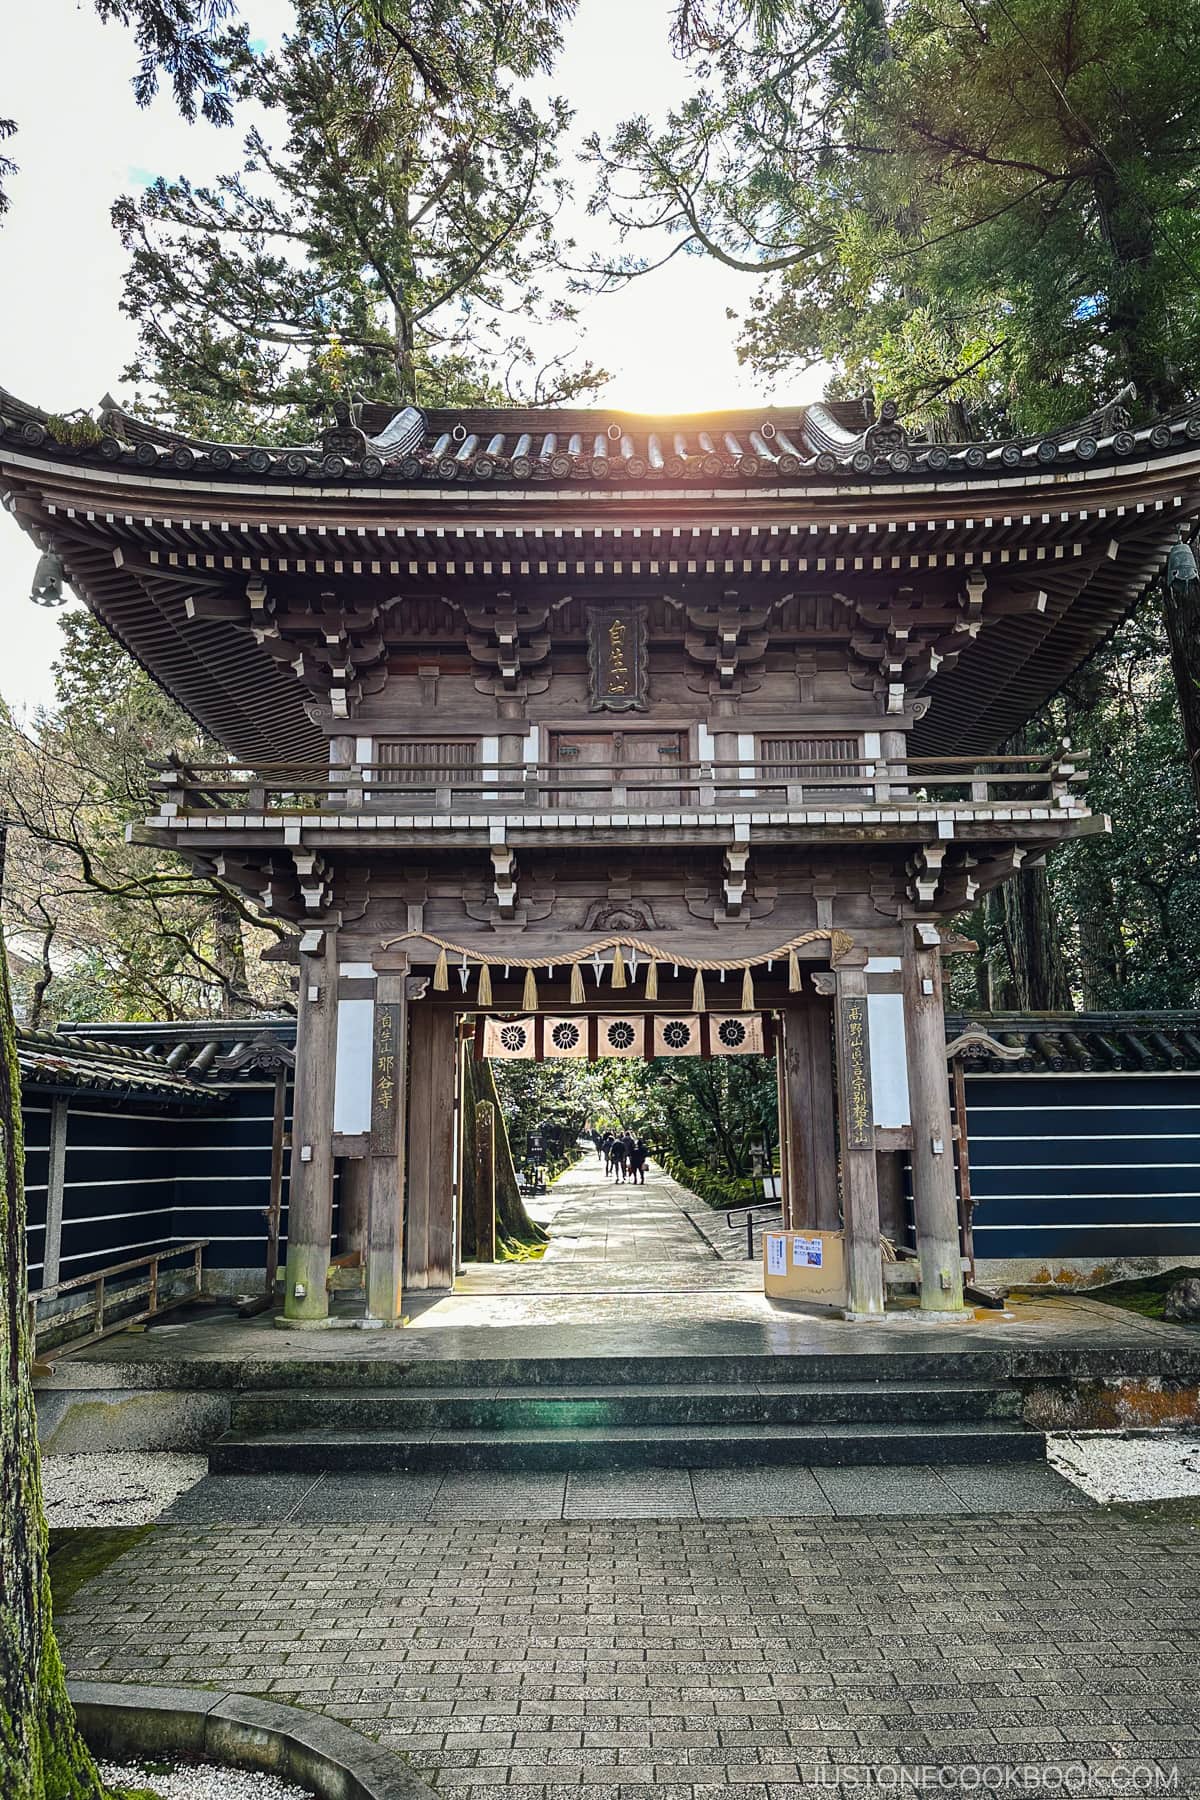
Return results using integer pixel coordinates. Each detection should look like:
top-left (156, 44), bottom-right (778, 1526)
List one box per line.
top-left (902, 932), bottom-right (966, 1312)
top-left (405, 1003), bottom-right (457, 1289)
top-left (338, 1157), bottom-right (369, 1257)
top-left (365, 971), bottom-right (408, 1324)
top-left (265, 1065), bottom-right (287, 1298)
top-left (42, 1095), bottom-right (68, 1289)
top-left (808, 1000), bottom-right (839, 1231)
top-left (833, 966), bottom-right (884, 1315)
top-left (780, 1004), bottom-right (811, 1230)
top-left (282, 930), bottom-right (338, 1325)
top-left (456, 1031), bottom-right (471, 1274)
top-left (782, 1000), bottom-right (839, 1232)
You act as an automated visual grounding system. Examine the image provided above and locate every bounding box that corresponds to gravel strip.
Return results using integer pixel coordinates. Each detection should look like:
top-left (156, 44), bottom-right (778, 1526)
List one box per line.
top-left (100, 1761), bottom-right (312, 1800)
top-left (42, 1453), bottom-right (207, 1526)
top-left (1048, 1429), bottom-right (1200, 1502)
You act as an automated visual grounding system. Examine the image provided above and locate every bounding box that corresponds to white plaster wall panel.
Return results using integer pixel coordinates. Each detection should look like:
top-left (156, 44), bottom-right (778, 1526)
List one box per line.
top-left (868, 992), bottom-right (911, 1127)
top-left (333, 998), bottom-right (374, 1134)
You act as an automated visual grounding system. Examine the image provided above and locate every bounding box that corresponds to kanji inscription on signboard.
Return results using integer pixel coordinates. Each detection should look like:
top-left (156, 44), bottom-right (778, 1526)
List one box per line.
top-left (587, 604), bottom-right (648, 711)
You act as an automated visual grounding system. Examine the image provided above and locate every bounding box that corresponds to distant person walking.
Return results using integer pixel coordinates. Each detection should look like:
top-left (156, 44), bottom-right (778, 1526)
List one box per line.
top-left (629, 1136), bottom-right (648, 1185)
top-left (610, 1134), bottom-right (629, 1183)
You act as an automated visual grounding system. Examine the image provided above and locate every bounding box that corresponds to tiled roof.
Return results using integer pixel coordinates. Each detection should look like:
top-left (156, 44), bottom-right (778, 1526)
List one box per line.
top-left (17, 1029), bottom-right (220, 1101)
top-left (55, 1018), bottom-right (296, 1081)
top-left (946, 1012), bottom-right (1200, 1073)
top-left (4, 386), bottom-right (1195, 488)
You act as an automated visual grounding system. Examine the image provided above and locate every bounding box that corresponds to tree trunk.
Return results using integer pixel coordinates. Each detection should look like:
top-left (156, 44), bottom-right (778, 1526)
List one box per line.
top-left (1077, 872), bottom-right (1126, 1008)
top-left (1159, 573), bottom-right (1200, 817)
top-left (26, 926), bottom-right (55, 1031)
top-left (459, 1055), bottom-right (548, 1255)
top-left (213, 897), bottom-right (251, 1017)
top-left (1, 940), bottom-right (108, 1800)
top-left (998, 864), bottom-right (1074, 1010)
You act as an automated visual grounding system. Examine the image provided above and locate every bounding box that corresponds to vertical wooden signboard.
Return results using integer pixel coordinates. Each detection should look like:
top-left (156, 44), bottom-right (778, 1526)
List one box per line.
top-left (839, 995), bottom-right (874, 1149)
top-left (587, 604), bottom-right (648, 711)
top-left (366, 988), bottom-right (407, 1323)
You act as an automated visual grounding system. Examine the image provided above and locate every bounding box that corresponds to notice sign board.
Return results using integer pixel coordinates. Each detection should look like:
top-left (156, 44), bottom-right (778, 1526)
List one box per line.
top-left (763, 1228), bottom-right (848, 1308)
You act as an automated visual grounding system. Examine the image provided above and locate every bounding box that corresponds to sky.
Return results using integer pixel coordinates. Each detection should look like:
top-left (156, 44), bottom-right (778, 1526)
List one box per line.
top-left (0, 0), bottom-right (823, 716)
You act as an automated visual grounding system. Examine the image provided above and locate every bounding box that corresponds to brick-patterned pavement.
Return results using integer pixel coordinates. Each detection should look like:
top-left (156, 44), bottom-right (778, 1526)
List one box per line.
top-left (59, 1510), bottom-right (1200, 1795)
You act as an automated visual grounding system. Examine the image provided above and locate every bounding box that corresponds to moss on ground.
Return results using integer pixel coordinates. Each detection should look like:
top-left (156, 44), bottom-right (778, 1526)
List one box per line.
top-left (1076, 1267), bottom-right (1196, 1321)
top-left (48, 1528), bottom-right (154, 1611)
top-left (1106, 1496), bottom-right (1200, 1530)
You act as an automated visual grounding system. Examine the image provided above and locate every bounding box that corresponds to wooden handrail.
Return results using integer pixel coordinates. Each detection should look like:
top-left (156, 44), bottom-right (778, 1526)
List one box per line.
top-left (151, 764), bottom-right (1087, 793)
top-left (29, 1239), bottom-right (210, 1361)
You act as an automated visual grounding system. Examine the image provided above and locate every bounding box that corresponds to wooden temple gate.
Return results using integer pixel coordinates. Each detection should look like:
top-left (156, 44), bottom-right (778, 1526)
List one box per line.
top-left (5, 386), bottom-right (1197, 1326)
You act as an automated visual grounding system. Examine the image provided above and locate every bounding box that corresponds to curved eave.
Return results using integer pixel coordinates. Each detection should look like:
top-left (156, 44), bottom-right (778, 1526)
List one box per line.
top-left (4, 435), bottom-right (1199, 763)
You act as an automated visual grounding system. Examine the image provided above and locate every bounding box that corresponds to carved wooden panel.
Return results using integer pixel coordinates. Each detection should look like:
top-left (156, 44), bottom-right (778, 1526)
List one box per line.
top-left (376, 739), bottom-right (479, 782)
top-left (761, 735), bottom-right (860, 778)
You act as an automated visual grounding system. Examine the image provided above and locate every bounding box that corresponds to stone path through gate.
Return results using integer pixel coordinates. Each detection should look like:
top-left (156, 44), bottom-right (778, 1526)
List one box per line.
top-left (527, 1153), bottom-right (724, 1271)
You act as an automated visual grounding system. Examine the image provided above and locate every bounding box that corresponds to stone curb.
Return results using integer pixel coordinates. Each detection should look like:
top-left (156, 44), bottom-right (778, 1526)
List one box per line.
top-left (68, 1680), bottom-right (436, 1800)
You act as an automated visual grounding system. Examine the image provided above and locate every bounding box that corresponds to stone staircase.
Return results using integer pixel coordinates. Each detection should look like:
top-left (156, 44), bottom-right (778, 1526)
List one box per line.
top-left (209, 1352), bottom-right (1045, 1473)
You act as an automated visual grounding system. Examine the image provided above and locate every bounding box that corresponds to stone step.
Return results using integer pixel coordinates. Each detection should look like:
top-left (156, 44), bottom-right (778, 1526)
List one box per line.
top-left (228, 1380), bottom-right (1024, 1435)
top-left (210, 1420), bottom-right (1046, 1474)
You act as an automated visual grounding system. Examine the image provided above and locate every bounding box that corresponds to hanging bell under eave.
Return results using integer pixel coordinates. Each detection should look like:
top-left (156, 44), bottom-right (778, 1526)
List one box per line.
top-left (30, 549), bottom-right (67, 608)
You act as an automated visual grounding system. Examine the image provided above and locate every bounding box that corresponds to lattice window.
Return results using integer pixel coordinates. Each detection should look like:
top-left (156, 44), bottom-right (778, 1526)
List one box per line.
top-left (375, 739), bottom-right (478, 783)
top-left (760, 736), bottom-right (860, 779)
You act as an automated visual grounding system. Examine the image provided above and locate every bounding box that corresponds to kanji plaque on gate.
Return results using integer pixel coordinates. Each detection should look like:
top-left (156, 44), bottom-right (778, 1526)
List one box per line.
top-left (840, 995), bottom-right (874, 1149)
top-left (588, 604), bottom-right (648, 711)
top-left (370, 1002), bottom-right (403, 1154)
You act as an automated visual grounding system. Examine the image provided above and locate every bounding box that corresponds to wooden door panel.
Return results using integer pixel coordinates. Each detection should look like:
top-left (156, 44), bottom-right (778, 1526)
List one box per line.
top-left (620, 730), bottom-right (686, 805)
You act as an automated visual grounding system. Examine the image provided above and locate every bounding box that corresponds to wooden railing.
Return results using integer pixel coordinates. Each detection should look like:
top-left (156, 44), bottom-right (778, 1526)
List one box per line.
top-left (148, 752), bottom-right (1087, 819)
top-left (28, 1240), bottom-right (209, 1361)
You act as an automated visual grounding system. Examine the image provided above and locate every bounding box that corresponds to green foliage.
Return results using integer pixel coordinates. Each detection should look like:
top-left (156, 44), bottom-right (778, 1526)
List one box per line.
top-left (115, 0), bottom-right (604, 434)
top-left (1, 0), bottom-right (241, 219)
top-left (2, 612), bottom-right (292, 1025)
top-left (492, 1052), bottom-right (779, 1181)
top-left (42, 416), bottom-right (103, 449)
top-left (588, 0), bottom-right (1200, 429)
top-left (947, 607), bottom-right (1200, 1011)
top-left (660, 1155), bottom-right (762, 1210)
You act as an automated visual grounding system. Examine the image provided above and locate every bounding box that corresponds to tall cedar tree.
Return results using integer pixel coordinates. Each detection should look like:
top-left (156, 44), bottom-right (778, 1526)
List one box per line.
top-left (114, 0), bottom-right (604, 437)
top-left (586, 0), bottom-right (1200, 812)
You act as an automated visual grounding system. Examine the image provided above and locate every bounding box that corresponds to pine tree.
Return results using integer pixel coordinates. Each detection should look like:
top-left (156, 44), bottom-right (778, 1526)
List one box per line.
top-left (114, 0), bottom-right (603, 438)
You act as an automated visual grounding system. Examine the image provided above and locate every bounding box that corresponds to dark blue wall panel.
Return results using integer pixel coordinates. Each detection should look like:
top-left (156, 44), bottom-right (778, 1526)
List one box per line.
top-left (965, 1071), bottom-right (1200, 1260)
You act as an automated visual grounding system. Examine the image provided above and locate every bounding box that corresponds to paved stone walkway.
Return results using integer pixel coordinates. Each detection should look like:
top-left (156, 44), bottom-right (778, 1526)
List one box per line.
top-left (527, 1155), bottom-right (718, 1269)
top-left (160, 1460), bottom-right (1088, 1524)
top-left (59, 1509), bottom-right (1200, 1795)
